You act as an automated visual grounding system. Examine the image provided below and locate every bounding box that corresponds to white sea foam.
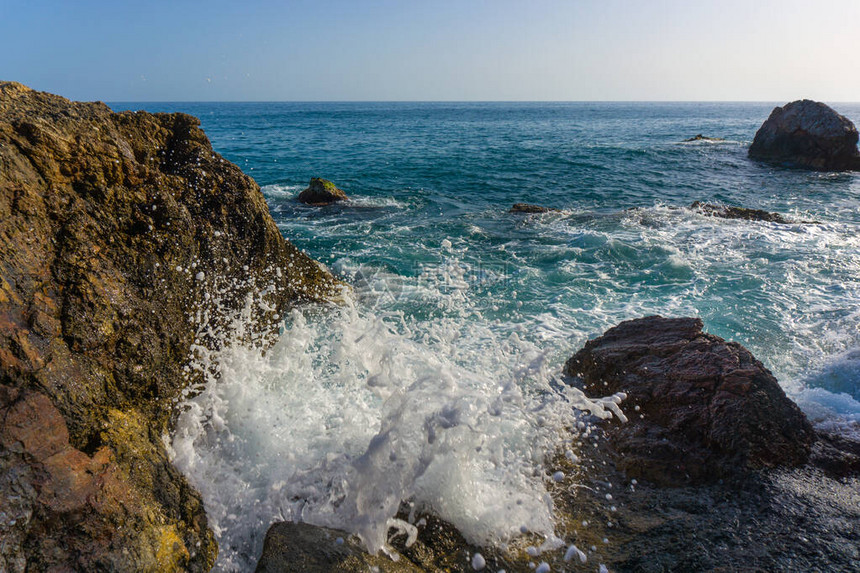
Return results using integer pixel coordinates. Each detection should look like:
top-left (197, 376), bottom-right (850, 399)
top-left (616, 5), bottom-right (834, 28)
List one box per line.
top-left (261, 183), bottom-right (408, 209)
top-left (260, 183), bottom-right (303, 198)
top-left (348, 195), bottom-right (409, 209)
top-left (169, 264), bottom-right (626, 571)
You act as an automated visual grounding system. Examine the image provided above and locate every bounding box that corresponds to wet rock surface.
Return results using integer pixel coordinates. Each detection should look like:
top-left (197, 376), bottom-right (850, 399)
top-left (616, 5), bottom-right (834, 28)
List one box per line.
top-left (0, 82), bottom-right (336, 571)
top-left (548, 441), bottom-right (860, 573)
top-left (689, 200), bottom-right (796, 224)
top-left (748, 99), bottom-right (860, 170)
top-left (553, 316), bottom-right (859, 571)
top-left (564, 316), bottom-right (815, 485)
top-left (255, 522), bottom-right (422, 573)
top-left (683, 134), bottom-right (724, 142)
top-left (298, 177), bottom-right (349, 205)
top-left (257, 511), bottom-right (555, 573)
top-left (510, 203), bottom-right (558, 213)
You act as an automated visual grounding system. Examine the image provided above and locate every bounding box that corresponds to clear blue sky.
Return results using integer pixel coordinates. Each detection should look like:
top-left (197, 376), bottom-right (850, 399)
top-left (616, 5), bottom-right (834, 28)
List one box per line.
top-left (1, 0), bottom-right (858, 102)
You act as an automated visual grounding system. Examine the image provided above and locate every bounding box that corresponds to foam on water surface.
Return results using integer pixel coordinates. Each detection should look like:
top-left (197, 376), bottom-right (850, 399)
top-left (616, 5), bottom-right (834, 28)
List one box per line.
top-left (170, 266), bottom-right (626, 571)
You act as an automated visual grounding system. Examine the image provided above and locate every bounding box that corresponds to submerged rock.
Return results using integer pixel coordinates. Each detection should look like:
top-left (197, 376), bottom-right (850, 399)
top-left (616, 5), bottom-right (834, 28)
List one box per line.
top-left (748, 99), bottom-right (860, 170)
top-left (564, 316), bottom-right (815, 485)
top-left (509, 203), bottom-right (558, 213)
top-left (689, 201), bottom-right (795, 223)
top-left (683, 134), bottom-right (725, 142)
top-left (298, 177), bottom-right (349, 204)
top-left (0, 82), bottom-right (337, 571)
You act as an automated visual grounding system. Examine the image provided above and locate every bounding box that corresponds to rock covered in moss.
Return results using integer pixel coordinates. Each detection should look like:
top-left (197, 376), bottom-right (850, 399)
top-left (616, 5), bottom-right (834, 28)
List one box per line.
top-left (298, 177), bottom-right (349, 205)
top-left (0, 82), bottom-right (337, 572)
top-left (749, 99), bottom-right (860, 170)
top-left (564, 316), bottom-right (815, 485)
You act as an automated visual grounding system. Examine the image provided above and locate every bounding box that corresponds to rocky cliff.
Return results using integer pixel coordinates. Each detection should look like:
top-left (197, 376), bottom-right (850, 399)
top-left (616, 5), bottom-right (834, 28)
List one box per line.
top-left (0, 82), bottom-right (337, 571)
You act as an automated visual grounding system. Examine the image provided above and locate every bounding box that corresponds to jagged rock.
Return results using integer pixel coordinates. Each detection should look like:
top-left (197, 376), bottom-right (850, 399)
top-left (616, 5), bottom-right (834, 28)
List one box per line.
top-left (749, 99), bottom-right (860, 170)
top-left (564, 316), bottom-right (815, 485)
top-left (509, 203), bottom-right (558, 213)
top-left (809, 428), bottom-right (860, 477)
top-left (689, 201), bottom-right (792, 223)
top-left (683, 134), bottom-right (724, 142)
top-left (298, 177), bottom-right (348, 205)
top-left (0, 82), bottom-right (337, 572)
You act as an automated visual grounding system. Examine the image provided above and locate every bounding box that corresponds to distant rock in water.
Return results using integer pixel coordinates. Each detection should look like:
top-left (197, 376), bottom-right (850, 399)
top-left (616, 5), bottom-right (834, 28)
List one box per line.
top-left (689, 201), bottom-right (795, 224)
top-left (749, 99), bottom-right (860, 170)
top-left (509, 203), bottom-right (558, 213)
top-left (564, 316), bottom-right (815, 485)
top-left (0, 82), bottom-right (337, 571)
top-left (298, 177), bottom-right (348, 205)
top-left (683, 134), bottom-right (725, 142)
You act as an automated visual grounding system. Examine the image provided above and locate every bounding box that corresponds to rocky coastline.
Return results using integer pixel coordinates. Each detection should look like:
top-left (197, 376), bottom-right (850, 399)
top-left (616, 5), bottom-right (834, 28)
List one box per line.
top-left (2, 86), bottom-right (858, 572)
top-left (0, 82), bottom-right (337, 571)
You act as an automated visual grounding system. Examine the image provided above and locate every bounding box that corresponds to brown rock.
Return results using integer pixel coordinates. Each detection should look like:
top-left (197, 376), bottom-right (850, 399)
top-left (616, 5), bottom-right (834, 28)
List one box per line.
top-left (0, 82), bottom-right (338, 571)
top-left (748, 99), bottom-right (860, 171)
top-left (564, 316), bottom-right (815, 485)
top-left (298, 177), bottom-right (348, 205)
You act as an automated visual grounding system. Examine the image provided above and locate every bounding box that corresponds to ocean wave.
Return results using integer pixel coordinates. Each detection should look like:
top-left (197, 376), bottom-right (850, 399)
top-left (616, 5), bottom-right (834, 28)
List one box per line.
top-left (170, 269), bottom-right (627, 571)
top-left (261, 183), bottom-right (303, 198)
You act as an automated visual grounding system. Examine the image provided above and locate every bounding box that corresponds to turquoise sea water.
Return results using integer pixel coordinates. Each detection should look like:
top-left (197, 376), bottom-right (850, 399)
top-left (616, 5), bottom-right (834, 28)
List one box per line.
top-left (114, 101), bottom-right (860, 570)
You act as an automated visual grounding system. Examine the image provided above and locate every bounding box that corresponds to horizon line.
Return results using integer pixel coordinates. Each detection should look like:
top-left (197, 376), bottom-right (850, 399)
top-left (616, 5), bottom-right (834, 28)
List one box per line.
top-left (105, 99), bottom-right (860, 105)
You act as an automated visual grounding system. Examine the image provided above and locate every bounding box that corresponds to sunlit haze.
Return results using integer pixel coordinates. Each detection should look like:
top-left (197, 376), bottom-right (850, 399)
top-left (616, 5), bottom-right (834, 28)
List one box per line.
top-left (1, 0), bottom-right (857, 101)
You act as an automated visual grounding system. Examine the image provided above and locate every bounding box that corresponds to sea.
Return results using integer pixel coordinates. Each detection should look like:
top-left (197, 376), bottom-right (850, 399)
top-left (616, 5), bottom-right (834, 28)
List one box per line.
top-left (112, 101), bottom-right (860, 571)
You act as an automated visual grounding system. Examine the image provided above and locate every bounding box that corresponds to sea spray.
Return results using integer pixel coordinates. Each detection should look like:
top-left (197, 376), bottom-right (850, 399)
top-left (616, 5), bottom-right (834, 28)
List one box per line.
top-left (169, 266), bottom-right (626, 570)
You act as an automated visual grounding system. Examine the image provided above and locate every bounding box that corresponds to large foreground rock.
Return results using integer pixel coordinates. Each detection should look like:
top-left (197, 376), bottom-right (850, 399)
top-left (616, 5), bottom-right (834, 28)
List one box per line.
top-left (564, 316), bottom-right (815, 485)
top-left (551, 317), bottom-right (858, 572)
top-left (749, 99), bottom-right (860, 170)
top-left (0, 82), bottom-right (336, 571)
